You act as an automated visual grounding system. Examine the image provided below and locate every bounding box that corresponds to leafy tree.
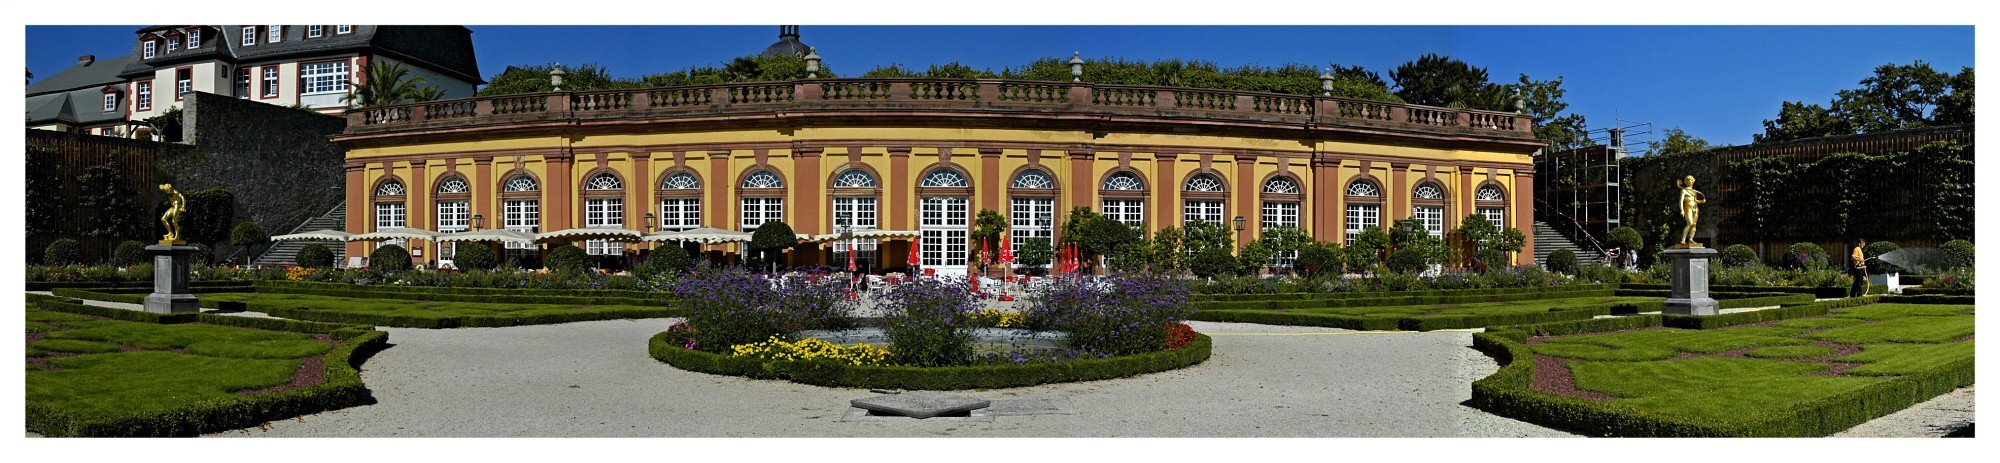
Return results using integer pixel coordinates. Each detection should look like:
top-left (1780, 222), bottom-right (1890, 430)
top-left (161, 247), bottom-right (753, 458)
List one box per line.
top-left (747, 221), bottom-right (798, 272)
top-left (181, 188), bottom-right (236, 247)
top-left (1181, 219), bottom-right (1233, 256)
top-left (1016, 237), bottom-right (1054, 271)
top-left (969, 209), bottom-right (1008, 263)
top-left (1075, 215), bottom-right (1141, 272)
top-left (343, 61), bottom-right (444, 107)
top-left (1383, 218), bottom-right (1448, 274)
top-left (1606, 226), bottom-right (1644, 254)
top-left (1783, 242), bottom-right (1831, 271)
top-left (1189, 245), bottom-right (1239, 279)
top-left (1345, 226), bottom-right (1391, 271)
top-left (44, 239), bottom-right (83, 265)
top-left (296, 243), bottom-right (335, 268)
top-left (1939, 239), bottom-right (1973, 270)
top-left (1147, 226), bottom-right (1186, 273)
top-left (1454, 214), bottom-right (1526, 272)
top-left (1259, 226), bottom-right (1311, 273)
top-left (142, 106), bottom-right (182, 142)
top-left (1546, 249), bottom-right (1577, 274)
top-left (1390, 54), bottom-right (1492, 108)
top-left (1721, 244), bottom-right (1758, 267)
top-left (1513, 74), bottom-right (1591, 153)
top-left (75, 160), bottom-right (146, 244)
top-left (1757, 61), bottom-right (1975, 143)
top-left (1235, 239), bottom-right (1275, 276)
top-left (1294, 241), bottom-right (1344, 278)
top-left (1105, 234), bottom-right (1153, 273)
top-left (478, 63), bottom-right (635, 96)
top-left (370, 244), bottom-right (411, 272)
top-left (993, 57), bottom-right (1400, 102)
top-left (1645, 127), bottom-right (1713, 156)
top-left (1864, 241), bottom-right (1903, 274)
top-left (113, 240), bottom-right (148, 266)
top-left (452, 242), bottom-right (497, 271)
top-left (230, 221), bottom-right (267, 254)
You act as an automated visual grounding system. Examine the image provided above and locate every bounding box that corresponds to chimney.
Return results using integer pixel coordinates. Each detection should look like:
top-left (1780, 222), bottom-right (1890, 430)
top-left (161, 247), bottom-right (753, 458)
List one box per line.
top-left (78, 55), bottom-right (95, 66)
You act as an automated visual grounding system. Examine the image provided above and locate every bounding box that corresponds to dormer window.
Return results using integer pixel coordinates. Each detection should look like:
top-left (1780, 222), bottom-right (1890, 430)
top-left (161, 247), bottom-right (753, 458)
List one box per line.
top-left (187, 29), bottom-right (199, 48)
top-left (166, 39), bottom-right (178, 53)
top-left (336, 25), bottom-right (352, 34)
top-left (103, 93), bottom-right (118, 111)
top-left (143, 40), bottom-right (155, 58)
top-left (242, 26), bottom-right (256, 45)
top-left (268, 25), bottom-right (281, 43)
top-left (308, 25), bottom-right (323, 38)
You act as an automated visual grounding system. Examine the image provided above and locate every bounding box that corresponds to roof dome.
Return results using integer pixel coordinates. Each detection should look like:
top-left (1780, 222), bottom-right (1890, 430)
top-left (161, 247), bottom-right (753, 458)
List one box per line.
top-left (759, 25), bottom-right (811, 58)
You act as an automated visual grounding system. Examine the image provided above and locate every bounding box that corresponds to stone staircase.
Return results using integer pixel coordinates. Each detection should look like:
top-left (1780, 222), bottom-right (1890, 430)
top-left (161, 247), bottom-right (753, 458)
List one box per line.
top-left (253, 204), bottom-right (347, 267)
top-left (1533, 221), bottom-right (1602, 267)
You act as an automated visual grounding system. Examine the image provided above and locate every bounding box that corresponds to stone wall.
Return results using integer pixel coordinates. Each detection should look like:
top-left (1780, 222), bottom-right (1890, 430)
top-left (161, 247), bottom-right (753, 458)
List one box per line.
top-left (173, 91), bottom-right (348, 260)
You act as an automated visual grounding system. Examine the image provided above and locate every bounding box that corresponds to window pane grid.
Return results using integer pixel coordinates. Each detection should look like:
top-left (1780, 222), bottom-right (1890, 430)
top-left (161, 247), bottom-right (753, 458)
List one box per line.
top-left (659, 198), bottom-right (702, 231)
top-left (504, 200), bottom-right (539, 250)
top-left (1345, 204), bottom-right (1379, 242)
top-left (375, 202), bottom-right (405, 229)
top-left (1479, 207), bottom-right (1506, 228)
top-left (1102, 199), bottom-right (1144, 228)
top-left (741, 197), bottom-right (783, 230)
top-left (921, 197), bottom-right (969, 268)
top-left (1415, 206), bottom-right (1444, 238)
top-left (1009, 197), bottom-right (1055, 253)
top-left (301, 61), bottom-right (349, 95)
top-left (1183, 200), bottom-right (1223, 225)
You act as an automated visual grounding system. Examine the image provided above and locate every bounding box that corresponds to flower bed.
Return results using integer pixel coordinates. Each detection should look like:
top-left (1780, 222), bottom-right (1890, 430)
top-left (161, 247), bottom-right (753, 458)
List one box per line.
top-left (50, 287), bottom-right (677, 329)
top-left (649, 330), bottom-right (1211, 390)
top-left (24, 294), bottom-right (386, 437)
top-left (1467, 296), bottom-right (1972, 437)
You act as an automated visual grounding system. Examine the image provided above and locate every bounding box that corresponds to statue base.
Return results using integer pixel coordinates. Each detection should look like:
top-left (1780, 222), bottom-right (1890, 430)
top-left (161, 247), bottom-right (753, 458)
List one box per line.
top-left (158, 239), bottom-right (187, 246)
top-left (1662, 246), bottom-right (1720, 316)
top-left (144, 245), bottom-right (201, 314)
top-left (1671, 242), bottom-right (1705, 249)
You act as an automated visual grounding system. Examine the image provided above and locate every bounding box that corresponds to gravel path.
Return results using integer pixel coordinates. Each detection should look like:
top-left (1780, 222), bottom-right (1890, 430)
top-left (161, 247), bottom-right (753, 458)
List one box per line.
top-left (1832, 386), bottom-right (1976, 437)
top-left (208, 319), bottom-right (1575, 437)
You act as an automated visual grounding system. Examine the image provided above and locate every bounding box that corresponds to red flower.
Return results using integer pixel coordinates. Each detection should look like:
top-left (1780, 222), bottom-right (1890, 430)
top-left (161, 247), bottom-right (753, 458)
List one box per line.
top-left (1164, 322), bottom-right (1197, 350)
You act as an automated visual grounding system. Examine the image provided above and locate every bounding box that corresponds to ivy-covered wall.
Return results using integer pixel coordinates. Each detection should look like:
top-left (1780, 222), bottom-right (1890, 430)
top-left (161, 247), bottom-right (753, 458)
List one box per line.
top-left (24, 130), bottom-right (182, 263)
top-left (174, 92), bottom-right (348, 260)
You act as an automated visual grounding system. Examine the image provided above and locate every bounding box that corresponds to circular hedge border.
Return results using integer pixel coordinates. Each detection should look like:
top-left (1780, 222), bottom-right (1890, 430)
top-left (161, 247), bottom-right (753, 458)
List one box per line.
top-left (647, 332), bottom-right (1212, 390)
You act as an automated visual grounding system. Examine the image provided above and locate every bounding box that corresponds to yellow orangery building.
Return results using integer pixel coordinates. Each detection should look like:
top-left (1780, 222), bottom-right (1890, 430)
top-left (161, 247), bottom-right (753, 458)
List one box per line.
top-left (333, 78), bottom-right (1543, 274)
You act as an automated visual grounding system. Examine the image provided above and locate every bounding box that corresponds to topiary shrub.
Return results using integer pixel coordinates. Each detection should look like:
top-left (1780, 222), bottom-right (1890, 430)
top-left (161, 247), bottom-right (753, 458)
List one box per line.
top-left (1189, 245), bottom-right (1239, 279)
top-left (1783, 242), bottom-right (1830, 270)
top-left (43, 239), bottom-right (83, 265)
top-left (1864, 241), bottom-right (1902, 274)
top-left (1939, 239), bottom-right (1973, 270)
top-left (295, 244), bottom-right (335, 268)
top-left (113, 240), bottom-right (149, 266)
top-left (1546, 249), bottom-right (1577, 274)
top-left (1721, 244), bottom-right (1758, 268)
top-left (369, 244), bottom-right (411, 272)
top-left (451, 242), bottom-right (497, 271)
top-left (636, 245), bottom-right (693, 277)
top-left (1386, 247), bottom-right (1430, 275)
top-left (230, 221), bottom-right (267, 251)
top-left (1607, 226), bottom-right (1644, 254)
top-left (545, 245), bottom-right (591, 274)
top-left (747, 221), bottom-right (798, 272)
top-left (1295, 241), bottom-right (1344, 278)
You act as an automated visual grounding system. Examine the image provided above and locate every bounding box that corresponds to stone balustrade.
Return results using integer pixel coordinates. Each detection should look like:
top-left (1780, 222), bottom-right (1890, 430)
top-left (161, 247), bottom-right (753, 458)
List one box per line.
top-left (345, 78), bottom-right (1533, 139)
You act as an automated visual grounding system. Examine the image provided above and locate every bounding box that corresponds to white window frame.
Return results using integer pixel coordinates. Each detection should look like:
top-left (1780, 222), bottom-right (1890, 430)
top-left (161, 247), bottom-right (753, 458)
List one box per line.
top-left (1414, 205), bottom-right (1445, 238)
top-left (136, 82), bottom-right (152, 110)
top-left (235, 67), bottom-right (250, 98)
top-left (1479, 207), bottom-right (1506, 229)
top-left (143, 41), bottom-right (155, 59)
top-left (103, 93), bottom-right (118, 111)
top-left (1345, 204), bottom-right (1380, 242)
top-left (242, 26), bottom-right (257, 46)
top-left (1183, 200), bottom-right (1223, 225)
top-left (659, 198), bottom-right (701, 231)
top-left (336, 25), bottom-right (353, 34)
top-left (268, 25), bottom-right (282, 43)
top-left (186, 29), bottom-right (199, 48)
top-left (584, 198), bottom-right (625, 256)
top-left (1263, 202), bottom-right (1302, 268)
top-left (1009, 197), bottom-right (1055, 263)
top-left (1102, 198), bottom-right (1145, 228)
top-left (830, 196), bottom-right (879, 267)
top-left (308, 25), bottom-right (324, 38)
top-left (740, 197), bottom-right (783, 231)
top-left (375, 202), bottom-right (407, 230)
top-left (175, 69), bottom-right (191, 97)
top-left (503, 200), bottom-right (540, 251)
top-left (262, 67), bottom-right (279, 97)
top-left (920, 196), bottom-right (970, 270)
top-left (166, 39), bottom-right (178, 53)
top-left (437, 201), bottom-right (469, 232)
top-left (300, 61), bottom-right (350, 95)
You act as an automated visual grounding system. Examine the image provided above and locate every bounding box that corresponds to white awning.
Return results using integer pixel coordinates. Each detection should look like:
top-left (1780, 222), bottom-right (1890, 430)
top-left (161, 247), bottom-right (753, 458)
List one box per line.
top-left (535, 227), bottom-right (644, 244)
top-left (270, 230), bottom-right (354, 242)
top-left (350, 228), bottom-right (440, 242)
top-left (433, 229), bottom-right (538, 245)
top-left (805, 229), bottom-right (922, 243)
top-left (643, 227), bottom-right (753, 244)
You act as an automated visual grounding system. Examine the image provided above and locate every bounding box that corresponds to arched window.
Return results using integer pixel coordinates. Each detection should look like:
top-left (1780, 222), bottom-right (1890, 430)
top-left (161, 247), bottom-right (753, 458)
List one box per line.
top-left (1344, 179), bottom-right (1382, 242)
top-left (740, 169), bottom-right (784, 230)
top-left (1412, 181), bottom-right (1447, 238)
top-left (1181, 173), bottom-right (1226, 226)
top-left (581, 172), bottom-right (626, 255)
top-left (1009, 169), bottom-right (1056, 261)
top-left (585, 172), bottom-right (622, 190)
top-left (1475, 184), bottom-right (1507, 228)
top-left (1012, 170), bottom-right (1054, 189)
top-left (1260, 175), bottom-right (1304, 268)
top-left (437, 177), bottom-right (469, 194)
top-left (1100, 171), bottom-right (1146, 227)
top-left (433, 176), bottom-right (470, 262)
top-left (500, 173), bottom-right (541, 260)
top-left (374, 179), bottom-right (407, 235)
top-left (834, 169), bottom-right (878, 188)
top-left (658, 171), bottom-right (702, 232)
top-left (921, 169), bottom-right (969, 188)
top-left (1263, 177), bottom-right (1300, 195)
top-left (504, 174), bottom-right (539, 192)
top-left (375, 179), bottom-right (406, 196)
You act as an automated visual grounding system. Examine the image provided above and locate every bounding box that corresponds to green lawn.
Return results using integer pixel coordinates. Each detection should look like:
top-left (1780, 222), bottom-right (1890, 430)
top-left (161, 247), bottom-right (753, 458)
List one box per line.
top-left (198, 292), bottom-right (670, 325)
top-left (26, 306), bottom-right (330, 419)
top-left (1530, 303), bottom-right (1973, 422)
top-left (1272, 296), bottom-right (1655, 320)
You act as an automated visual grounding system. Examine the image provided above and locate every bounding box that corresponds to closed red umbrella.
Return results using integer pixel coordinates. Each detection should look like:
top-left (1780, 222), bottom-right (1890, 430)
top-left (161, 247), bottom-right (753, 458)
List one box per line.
top-left (907, 238), bottom-right (922, 269)
top-left (998, 237), bottom-right (1015, 283)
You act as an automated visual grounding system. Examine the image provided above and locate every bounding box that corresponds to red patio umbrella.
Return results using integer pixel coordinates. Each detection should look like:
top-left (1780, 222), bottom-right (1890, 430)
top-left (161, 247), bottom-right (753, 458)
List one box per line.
top-left (998, 237), bottom-right (1015, 282)
top-left (907, 238), bottom-right (922, 270)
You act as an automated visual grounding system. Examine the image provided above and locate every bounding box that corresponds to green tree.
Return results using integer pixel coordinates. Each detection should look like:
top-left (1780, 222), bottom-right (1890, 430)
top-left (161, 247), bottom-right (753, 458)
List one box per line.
top-left (478, 63), bottom-right (635, 96)
top-left (343, 61), bottom-right (444, 108)
top-left (1390, 54), bottom-right (1492, 108)
top-left (1757, 61), bottom-right (1975, 143)
top-left (1181, 219), bottom-right (1233, 256)
top-left (1075, 215), bottom-right (1140, 272)
top-left (1645, 127), bottom-right (1713, 156)
top-left (1259, 226), bottom-right (1311, 273)
top-left (1513, 74), bottom-right (1591, 153)
top-left (452, 242), bottom-right (497, 271)
top-left (295, 243), bottom-right (335, 268)
top-left (1016, 237), bottom-right (1054, 272)
top-left (1188, 245), bottom-right (1239, 279)
top-left (1346, 226), bottom-right (1391, 271)
top-left (230, 221), bottom-right (268, 258)
top-left (969, 209), bottom-right (1008, 263)
top-left (1386, 218), bottom-right (1447, 273)
top-left (370, 244), bottom-right (411, 272)
top-left (545, 245), bottom-right (592, 274)
top-left (1294, 241), bottom-right (1344, 278)
top-left (142, 106), bottom-right (182, 142)
top-left (113, 240), bottom-right (148, 266)
top-left (1235, 239), bottom-right (1275, 276)
top-left (75, 160), bottom-right (145, 245)
top-left (181, 188), bottom-right (236, 247)
top-left (748, 221), bottom-right (798, 272)
top-left (1454, 214), bottom-right (1526, 272)
top-left (1148, 226), bottom-right (1186, 273)
top-left (44, 239), bottom-right (83, 265)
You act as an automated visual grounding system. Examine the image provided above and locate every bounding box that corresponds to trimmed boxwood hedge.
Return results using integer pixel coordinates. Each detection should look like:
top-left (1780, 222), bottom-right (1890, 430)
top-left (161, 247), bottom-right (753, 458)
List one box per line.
top-left (1194, 284), bottom-right (1615, 302)
top-left (27, 280), bottom-right (255, 292)
top-left (649, 332), bottom-right (1212, 390)
top-left (249, 280), bottom-right (665, 306)
top-left (50, 287), bottom-right (680, 329)
top-left (1467, 296), bottom-right (1973, 437)
top-left (1899, 287), bottom-right (1973, 296)
top-left (24, 295), bottom-right (386, 437)
top-left (1197, 287), bottom-right (1620, 312)
top-left (1621, 283), bottom-right (1852, 299)
top-left (1192, 291), bottom-right (1810, 331)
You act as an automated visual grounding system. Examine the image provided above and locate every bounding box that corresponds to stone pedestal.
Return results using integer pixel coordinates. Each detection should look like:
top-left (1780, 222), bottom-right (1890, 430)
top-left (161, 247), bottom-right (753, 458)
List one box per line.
top-left (1662, 246), bottom-right (1719, 316)
top-left (144, 244), bottom-right (201, 314)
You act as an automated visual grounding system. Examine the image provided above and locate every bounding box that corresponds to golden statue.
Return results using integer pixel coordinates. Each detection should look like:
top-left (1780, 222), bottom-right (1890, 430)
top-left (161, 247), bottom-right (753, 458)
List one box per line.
top-left (1676, 175), bottom-right (1707, 247)
top-left (159, 184), bottom-right (187, 245)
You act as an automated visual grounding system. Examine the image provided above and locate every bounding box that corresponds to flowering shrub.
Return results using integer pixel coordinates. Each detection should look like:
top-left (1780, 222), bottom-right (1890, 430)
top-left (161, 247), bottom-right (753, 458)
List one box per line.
top-left (1194, 265), bottom-right (1591, 295)
top-left (772, 274), bottom-right (857, 331)
top-left (879, 279), bottom-right (980, 367)
top-left (1921, 268), bottom-right (1974, 290)
top-left (1165, 322), bottom-right (1197, 350)
top-left (26, 264), bottom-right (154, 283)
top-left (671, 265), bottom-right (795, 353)
top-left (730, 335), bottom-right (893, 366)
top-left (285, 266), bottom-right (315, 281)
top-left (972, 307), bottom-right (1027, 328)
top-left (1026, 275), bottom-right (1194, 356)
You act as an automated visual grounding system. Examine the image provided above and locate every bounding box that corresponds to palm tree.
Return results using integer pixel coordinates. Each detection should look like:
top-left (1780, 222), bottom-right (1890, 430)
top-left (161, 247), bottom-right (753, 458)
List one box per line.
top-left (343, 61), bottom-right (442, 108)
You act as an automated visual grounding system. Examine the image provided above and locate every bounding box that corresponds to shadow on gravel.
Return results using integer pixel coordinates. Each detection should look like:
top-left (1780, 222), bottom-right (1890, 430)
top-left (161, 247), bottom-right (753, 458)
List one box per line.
top-left (1943, 423), bottom-right (1973, 437)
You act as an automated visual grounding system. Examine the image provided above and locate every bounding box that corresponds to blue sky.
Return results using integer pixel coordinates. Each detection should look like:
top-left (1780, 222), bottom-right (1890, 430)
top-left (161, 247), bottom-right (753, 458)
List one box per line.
top-left (26, 25), bottom-right (1972, 147)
